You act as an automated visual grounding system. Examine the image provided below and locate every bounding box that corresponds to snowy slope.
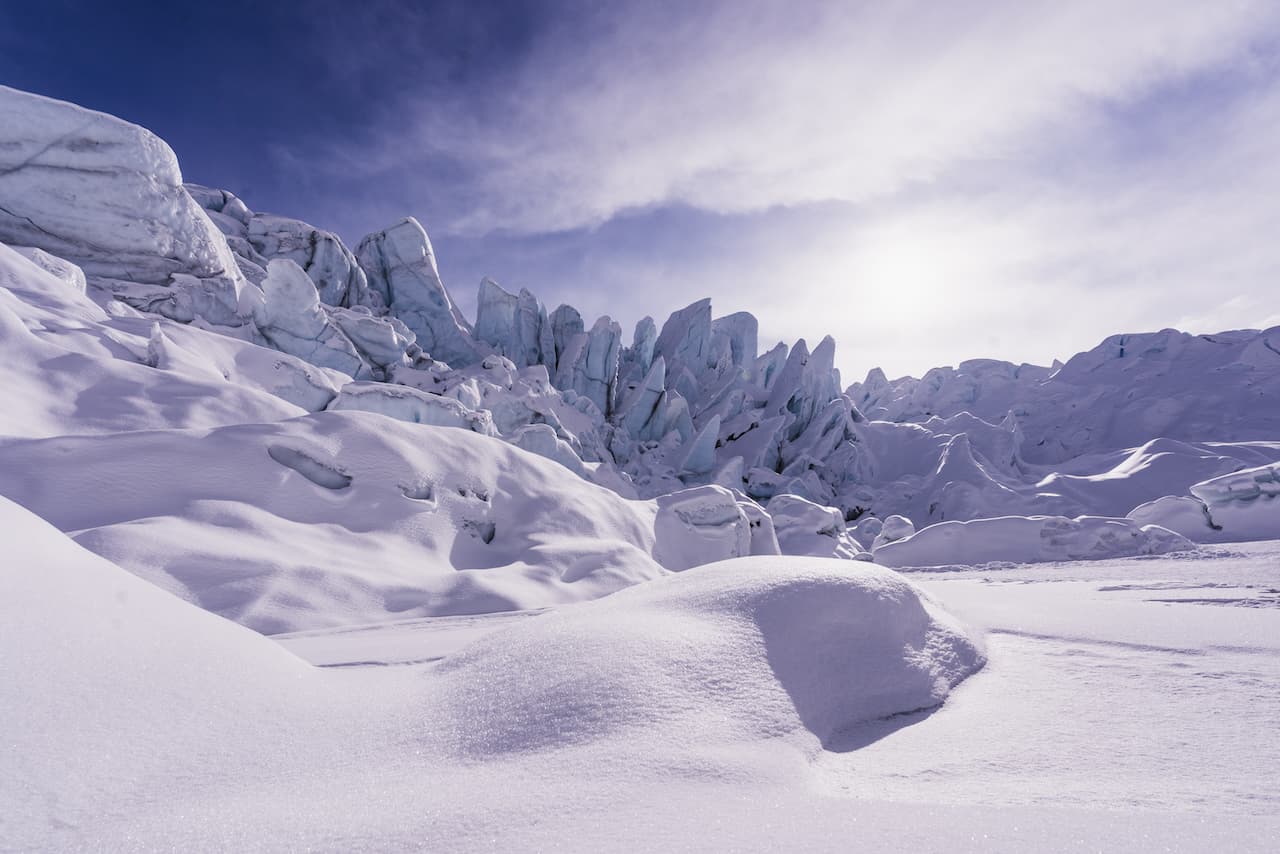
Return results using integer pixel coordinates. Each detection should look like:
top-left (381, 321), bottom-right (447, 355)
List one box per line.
top-left (1, 497), bottom-right (987, 851)
top-left (0, 411), bottom-right (666, 632)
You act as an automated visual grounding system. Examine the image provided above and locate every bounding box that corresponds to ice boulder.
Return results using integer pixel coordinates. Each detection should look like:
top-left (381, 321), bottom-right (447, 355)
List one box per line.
top-left (1133, 461), bottom-right (1280, 543)
top-left (356, 218), bottom-right (479, 366)
top-left (653, 485), bottom-right (756, 570)
top-left (434, 556), bottom-right (985, 755)
top-left (7, 246), bottom-right (86, 294)
top-left (509, 423), bottom-right (587, 475)
top-left (874, 514), bottom-right (1193, 569)
top-left (327, 381), bottom-right (498, 436)
top-left (247, 214), bottom-right (373, 309)
top-left (0, 85), bottom-right (244, 312)
top-left (768, 494), bottom-right (865, 559)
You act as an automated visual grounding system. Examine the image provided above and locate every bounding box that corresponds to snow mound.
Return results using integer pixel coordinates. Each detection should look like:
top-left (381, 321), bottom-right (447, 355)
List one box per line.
top-left (0, 495), bottom-right (318, 850)
top-left (435, 556), bottom-right (985, 756)
top-left (0, 411), bottom-right (664, 632)
top-left (874, 514), bottom-right (1193, 569)
top-left (0, 243), bottom-right (316, 437)
top-left (1130, 460), bottom-right (1280, 543)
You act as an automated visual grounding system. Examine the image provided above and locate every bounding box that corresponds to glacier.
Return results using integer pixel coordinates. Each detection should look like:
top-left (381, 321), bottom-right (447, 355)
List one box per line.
top-left (2, 80), bottom-right (1280, 853)
top-left (2, 82), bottom-right (1279, 602)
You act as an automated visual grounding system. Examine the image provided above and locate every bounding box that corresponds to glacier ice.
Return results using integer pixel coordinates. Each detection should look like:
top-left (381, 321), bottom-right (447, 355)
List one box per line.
top-left (356, 217), bottom-right (480, 366)
top-left (3, 79), bottom-right (1280, 593)
top-left (0, 85), bottom-right (246, 320)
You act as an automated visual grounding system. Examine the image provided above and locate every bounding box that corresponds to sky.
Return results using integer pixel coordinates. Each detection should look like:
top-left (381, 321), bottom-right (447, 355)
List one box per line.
top-left (3, 0), bottom-right (1280, 380)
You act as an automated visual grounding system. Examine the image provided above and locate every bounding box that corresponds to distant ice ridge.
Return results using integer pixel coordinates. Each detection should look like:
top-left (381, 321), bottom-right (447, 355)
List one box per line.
top-left (849, 328), bottom-right (1280, 464)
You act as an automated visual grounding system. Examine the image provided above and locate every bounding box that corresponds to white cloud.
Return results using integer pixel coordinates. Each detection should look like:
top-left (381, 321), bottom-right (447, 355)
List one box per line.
top-left (301, 0), bottom-right (1280, 380)
top-left (394, 0), bottom-right (1276, 234)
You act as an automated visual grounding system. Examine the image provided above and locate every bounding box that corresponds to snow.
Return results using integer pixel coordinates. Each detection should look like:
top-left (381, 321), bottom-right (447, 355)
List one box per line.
top-left (0, 411), bottom-right (666, 632)
top-left (7, 492), bottom-right (1276, 851)
top-left (2, 520), bottom-right (991, 850)
top-left (7, 245), bottom-right (85, 294)
top-left (3, 81), bottom-right (1280, 851)
top-left (1130, 459), bottom-right (1280, 542)
top-left (874, 513), bottom-right (1193, 569)
top-left (0, 243), bottom-right (312, 437)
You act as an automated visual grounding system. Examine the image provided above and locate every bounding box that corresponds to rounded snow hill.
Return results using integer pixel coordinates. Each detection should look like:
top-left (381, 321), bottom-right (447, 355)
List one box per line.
top-left (0, 410), bottom-right (665, 633)
top-left (433, 555), bottom-right (986, 757)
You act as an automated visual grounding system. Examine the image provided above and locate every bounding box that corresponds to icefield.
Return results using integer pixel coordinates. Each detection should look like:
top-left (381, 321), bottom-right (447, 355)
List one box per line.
top-left (2, 83), bottom-right (1279, 851)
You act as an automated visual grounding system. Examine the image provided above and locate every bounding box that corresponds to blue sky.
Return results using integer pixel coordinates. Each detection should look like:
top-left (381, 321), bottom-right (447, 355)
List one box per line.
top-left (3, 0), bottom-right (1280, 380)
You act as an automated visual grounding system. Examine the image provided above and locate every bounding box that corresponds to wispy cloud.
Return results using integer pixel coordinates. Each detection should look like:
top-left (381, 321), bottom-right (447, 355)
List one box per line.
top-left (287, 0), bottom-right (1280, 378)
top-left (335, 0), bottom-right (1273, 234)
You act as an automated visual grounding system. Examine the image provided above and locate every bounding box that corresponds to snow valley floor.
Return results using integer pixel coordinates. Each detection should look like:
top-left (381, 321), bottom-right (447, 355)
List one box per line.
top-left (275, 545), bottom-right (1280, 851)
top-left (6, 492), bottom-right (1279, 851)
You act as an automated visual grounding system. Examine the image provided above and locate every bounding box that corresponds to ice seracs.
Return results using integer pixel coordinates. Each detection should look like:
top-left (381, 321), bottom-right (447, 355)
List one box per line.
top-left (356, 217), bottom-right (480, 366)
top-left (187, 182), bottom-right (379, 310)
top-left (0, 85), bottom-right (246, 322)
top-left (2, 79), bottom-right (1279, 585)
top-left (253, 259), bottom-right (369, 378)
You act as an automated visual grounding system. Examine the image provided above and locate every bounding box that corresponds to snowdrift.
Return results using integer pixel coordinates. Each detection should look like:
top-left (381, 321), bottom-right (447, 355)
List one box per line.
top-left (435, 556), bottom-right (984, 756)
top-left (874, 514), bottom-right (1192, 569)
top-left (1, 502), bottom-right (984, 849)
top-left (0, 496), bottom-right (326, 850)
top-left (0, 411), bottom-right (665, 632)
top-left (1130, 460), bottom-right (1280, 543)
